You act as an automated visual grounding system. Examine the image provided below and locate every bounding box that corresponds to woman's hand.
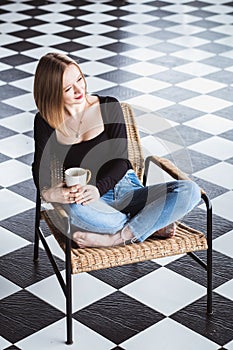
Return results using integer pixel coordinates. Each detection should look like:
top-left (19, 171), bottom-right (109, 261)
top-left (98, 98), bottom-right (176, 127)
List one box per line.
top-left (41, 183), bottom-right (100, 205)
top-left (41, 182), bottom-right (81, 204)
top-left (74, 184), bottom-right (100, 205)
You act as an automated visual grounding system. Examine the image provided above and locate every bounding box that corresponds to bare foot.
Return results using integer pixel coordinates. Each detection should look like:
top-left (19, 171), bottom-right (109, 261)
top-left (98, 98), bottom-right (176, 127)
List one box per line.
top-left (155, 223), bottom-right (176, 238)
top-left (73, 225), bottom-right (134, 248)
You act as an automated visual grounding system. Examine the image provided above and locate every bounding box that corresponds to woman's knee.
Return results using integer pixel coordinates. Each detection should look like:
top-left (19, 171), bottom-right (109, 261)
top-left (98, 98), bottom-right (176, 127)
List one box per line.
top-left (180, 180), bottom-right (201, 205)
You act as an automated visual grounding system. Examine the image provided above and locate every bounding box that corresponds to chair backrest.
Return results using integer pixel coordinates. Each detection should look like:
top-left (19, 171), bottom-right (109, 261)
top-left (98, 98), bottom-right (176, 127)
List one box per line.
top-left (50, 102), bottom-right (145, 185)
top-left (120, 102), bottom-right (144, 182)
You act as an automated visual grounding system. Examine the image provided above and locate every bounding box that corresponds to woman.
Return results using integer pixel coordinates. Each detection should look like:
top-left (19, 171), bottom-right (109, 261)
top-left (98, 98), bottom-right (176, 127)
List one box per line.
top-left (32, 52), bottom-right (201, 248)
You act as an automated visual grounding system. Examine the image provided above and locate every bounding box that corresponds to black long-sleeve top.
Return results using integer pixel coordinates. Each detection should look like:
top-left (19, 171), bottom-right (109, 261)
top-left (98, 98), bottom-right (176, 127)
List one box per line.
top-left (32, 95), bottom-right (132, 196)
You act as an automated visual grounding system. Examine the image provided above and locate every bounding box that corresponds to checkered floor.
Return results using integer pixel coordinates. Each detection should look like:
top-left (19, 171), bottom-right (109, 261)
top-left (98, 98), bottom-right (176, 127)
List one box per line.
top-left (0, 0), bottom-right (233, 349)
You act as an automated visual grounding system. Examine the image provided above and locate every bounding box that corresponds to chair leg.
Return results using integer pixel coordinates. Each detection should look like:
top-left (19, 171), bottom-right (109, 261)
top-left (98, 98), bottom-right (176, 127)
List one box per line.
top-left (33, 229), bottom-right (40, 261)
top-left (207, 205), bottom-right (213, 314)
top-left (202, 193), bottom-right (213, 314)
top-left (34, 191), bottom-right (41, 262)
top-left (65, 223), bottom-right (73, 345)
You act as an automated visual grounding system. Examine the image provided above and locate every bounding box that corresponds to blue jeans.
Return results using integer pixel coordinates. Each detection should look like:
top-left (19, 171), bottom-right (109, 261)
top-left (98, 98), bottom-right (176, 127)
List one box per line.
top-left (65, 170), bottom-right (201, 242)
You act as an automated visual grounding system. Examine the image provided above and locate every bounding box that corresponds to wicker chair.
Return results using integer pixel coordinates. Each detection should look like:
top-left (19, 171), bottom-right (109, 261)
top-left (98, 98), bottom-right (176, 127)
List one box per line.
top-left (33, 102), bottom-right (212, 345)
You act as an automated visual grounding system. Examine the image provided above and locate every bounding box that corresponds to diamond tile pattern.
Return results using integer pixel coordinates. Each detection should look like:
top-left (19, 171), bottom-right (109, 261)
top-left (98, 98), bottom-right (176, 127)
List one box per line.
top-left (0, 0), bottom-right (232, 349)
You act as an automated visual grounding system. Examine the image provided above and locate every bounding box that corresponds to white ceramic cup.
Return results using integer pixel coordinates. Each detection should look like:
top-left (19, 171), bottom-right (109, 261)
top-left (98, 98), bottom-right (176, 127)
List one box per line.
top-left (65, 167), bottom-right (91, 189)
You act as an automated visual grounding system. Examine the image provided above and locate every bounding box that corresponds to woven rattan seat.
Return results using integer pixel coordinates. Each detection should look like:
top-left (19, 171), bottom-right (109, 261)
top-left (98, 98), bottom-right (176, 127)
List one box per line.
top-left (34, 102), bottom-right (212, 345)
top-left (41, 210), bottom-right (207, 273)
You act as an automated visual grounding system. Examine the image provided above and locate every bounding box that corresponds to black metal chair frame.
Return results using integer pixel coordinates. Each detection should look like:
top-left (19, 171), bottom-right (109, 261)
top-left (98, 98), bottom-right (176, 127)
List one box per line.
top-left (33, 160), bottom-right (213, 345)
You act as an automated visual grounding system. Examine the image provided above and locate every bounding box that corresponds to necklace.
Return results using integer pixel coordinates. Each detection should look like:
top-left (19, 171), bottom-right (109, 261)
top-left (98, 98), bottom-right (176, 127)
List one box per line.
top-left (67, 104), bottom-right (86, 139)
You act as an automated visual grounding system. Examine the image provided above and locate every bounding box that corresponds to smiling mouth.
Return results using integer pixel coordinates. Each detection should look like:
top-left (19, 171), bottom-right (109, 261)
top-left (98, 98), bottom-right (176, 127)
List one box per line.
top-left (75, 94), bottom-right (83, 100)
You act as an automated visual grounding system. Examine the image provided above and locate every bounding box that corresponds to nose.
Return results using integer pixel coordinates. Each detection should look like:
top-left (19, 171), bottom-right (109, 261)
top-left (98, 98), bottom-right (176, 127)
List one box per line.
top-left (73, 82), bottom-right (81, 94)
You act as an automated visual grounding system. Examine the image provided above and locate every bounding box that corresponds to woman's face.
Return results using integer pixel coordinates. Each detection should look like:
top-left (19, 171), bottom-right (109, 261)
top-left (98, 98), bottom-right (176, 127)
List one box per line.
top-left (63, 64), bottom-right (86, 107)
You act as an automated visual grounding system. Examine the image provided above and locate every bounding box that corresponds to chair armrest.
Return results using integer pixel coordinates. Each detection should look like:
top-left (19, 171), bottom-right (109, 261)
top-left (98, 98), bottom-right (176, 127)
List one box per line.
top-left (144, 155), bottom-right (206, 195)
top-left (54, 204), bottom-right (69, 219)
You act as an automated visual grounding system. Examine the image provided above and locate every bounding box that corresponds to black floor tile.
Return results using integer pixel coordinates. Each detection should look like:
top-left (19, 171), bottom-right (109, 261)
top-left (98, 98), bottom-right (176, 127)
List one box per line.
top-left (155, 124), bottom-right (212, 146)
top-left (74, 291), bottom-right (165, 344)
top-left (89, 261), bottom-right (160, 289)
top-left (171, 293), bottom-right (233, 346)
top-left (167, 249), bottom-right (233, 289)
top-left (0, 290), bottom-right (64, 343)
top-left (166, 149), bottom-right (219, 174)
top-left (0, 244), bottom-right (64, 288)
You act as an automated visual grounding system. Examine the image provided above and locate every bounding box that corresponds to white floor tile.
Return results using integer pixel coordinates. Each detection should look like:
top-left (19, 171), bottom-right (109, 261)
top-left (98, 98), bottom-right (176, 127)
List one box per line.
top-left (0, 159), bottom-right (32, 187)
top-left (16, 319), bottom-right (114, 350)
top-left (141, 135), bottom-right (182, 157)
top-left (153, 254), bottom-right (184, 266)
top-left (215, 279), bottom-right (233, 301)
top-left (171, 24), bottom-right (205, 35)
top-left (225, 339), bottom-right (233, 350)
top-left (216, 37), bottom-right (233, 47)
top-left (121, 23), bottom-right (156, 35)
top-left (182, 95), bottom-right (232, 113)
top-left (0, 33), bottom-right (20, 45)
top-left (213, 230), bottom-right (233, 259)
top-left (86, 76), bottom-right (116, 93)
top-left (208, 191), bottom-right (233, 222)
top-left (78, 23), bottom-right (115, 35)
top-left (122, 48), bottom-right (164, 61)
top-left (126, 94), bottom-right (174, 111)
top-left (74, 47), bottom-right (116, 60)
top-left (0, 62), bottom-right (11, 71)
top-left (29, 23), bottom-right (70, 34)
top-left (80, 3), bottom-right (115, 13)
top-left (136, 112), bottom-right (176, 134)
top-left (209, 14), bottom-right (233, 24)
top-left (39, 235), bottom-right (65, 261)
top-left (39, 3), bottom-right (74, 12)
top-left (0, 23), bottom-right (24, 34)
top-left (122, 3), bottom-right (154, 13)
top-left (189, 137), bottom-right (233, 161)
top-left (4, 93), bottom-right (36, 112)
top-left (0, 226), bottom-right (30, 257)
top-left (163, 4), bottom-right (194, 13)
top-left (0, 47), bottom-right (16, 59)
top-left (79, 61), bottom-right (116, 76)
top-left (36, 13), bottom-right (72, 23)
top-left (177, 78), bottom-right (226, 93)
top-left (27, 34), bottom-right (67, 46)
top-left (10, 76), bottom-right (34, 92)
top-left (0, 189), bottom-right (35, 221)
top-left (0, 12), bottom-right (29, 22)
top-left (121, 267), bottom-right (206, 316)
top-left (121, 318), bottom-right (219, 350)
top-left (17, 61), bottom-right (38, 74)
top-left (122, 77), bottom-right (171, 93)
top-left (79, 12), bottom-right (114, 23)
top-left (0, 134), bottom-right (34, 158)
top-left (0, 112), bottom-right (34, 133)
top-left (194, 162), bottom-right (233, 189)
top-left (174, 62), bottom-right (219, 76)
top-left (172, 49), bottom-right (214, 61)
top-left (213, 24), bottom-right (233, 35)
top-left (122, 62), bottom-right (168, 76)
top-left (120, 35), bottom-right (161, 47)
top-left (26, 271), bottom-right (115, 313)
top-left (169, 35), bottom-right (208, 48)
top-left (123, 13), bottom-right (155, 24)
top-left (205, 4), bottom-right (233, 14)
top-left (184, 114), bottom-right (233, 135)
top-left (76, 34), bottom-right (116, 47)
top-left (0, 275), bottom-right (21, 300)
top-left (167, 13), bottom-right (199, 24)
top-left (0, 336), bottom-right (11, 350)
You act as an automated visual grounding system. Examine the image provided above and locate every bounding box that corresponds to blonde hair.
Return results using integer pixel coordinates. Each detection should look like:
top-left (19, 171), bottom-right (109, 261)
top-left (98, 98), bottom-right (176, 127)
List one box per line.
top-left (33, 52), bottom-right (87, 133)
